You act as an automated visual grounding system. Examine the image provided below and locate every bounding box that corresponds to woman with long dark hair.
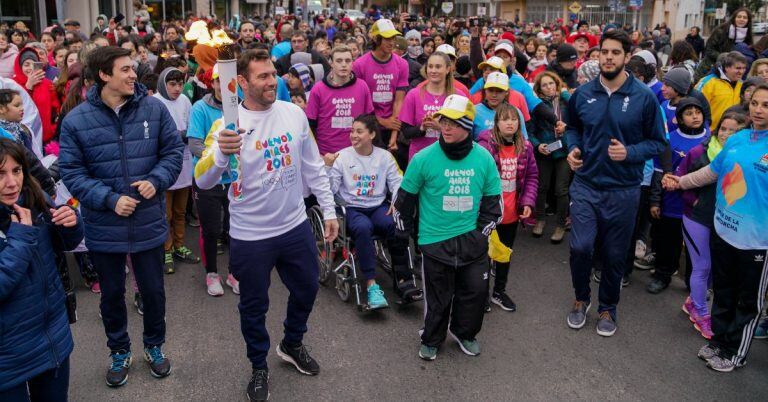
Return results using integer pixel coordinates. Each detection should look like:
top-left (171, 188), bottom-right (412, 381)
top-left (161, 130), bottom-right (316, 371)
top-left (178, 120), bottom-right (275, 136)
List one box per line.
top-left (695, 7), bottom-right (753, 81)
top-left (0, 138), bottom-right (83, 401)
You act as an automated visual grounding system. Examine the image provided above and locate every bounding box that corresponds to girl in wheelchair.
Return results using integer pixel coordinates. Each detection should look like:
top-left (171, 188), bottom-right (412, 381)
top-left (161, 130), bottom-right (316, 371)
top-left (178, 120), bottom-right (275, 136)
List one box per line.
top-left (324, 114), bottom-right (419, 309)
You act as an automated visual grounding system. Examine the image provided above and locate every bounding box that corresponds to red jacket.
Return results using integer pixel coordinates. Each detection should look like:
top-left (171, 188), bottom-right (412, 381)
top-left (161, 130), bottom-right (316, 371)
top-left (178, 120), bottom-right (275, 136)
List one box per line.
top-left (13, 48), bottom-right (60, 144)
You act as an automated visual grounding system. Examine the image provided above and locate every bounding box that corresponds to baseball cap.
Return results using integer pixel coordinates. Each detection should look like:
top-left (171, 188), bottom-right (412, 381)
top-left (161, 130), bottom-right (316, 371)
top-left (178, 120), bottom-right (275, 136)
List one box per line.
top-left (370, 19), bottom-right (401, 39)
top-left (494, 43), bottom-right (515, 58)
top-left (436, 44), bottom-right (457, 59)
top-left (478, 56), bottom-right (507, 74)
top-left (484, 71), bottom-right (509, 91)
top-left (433, 94), bottom-right (476, 121)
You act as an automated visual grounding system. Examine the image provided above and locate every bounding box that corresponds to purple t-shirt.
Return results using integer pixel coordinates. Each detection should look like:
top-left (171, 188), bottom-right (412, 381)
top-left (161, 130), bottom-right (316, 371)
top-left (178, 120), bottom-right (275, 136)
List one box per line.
top-left (398, 87), bottom-right (448, 160)
top-left (306, 78), bottom-right (374, 155)
top-left (352, 52), bottom-right (409, 119)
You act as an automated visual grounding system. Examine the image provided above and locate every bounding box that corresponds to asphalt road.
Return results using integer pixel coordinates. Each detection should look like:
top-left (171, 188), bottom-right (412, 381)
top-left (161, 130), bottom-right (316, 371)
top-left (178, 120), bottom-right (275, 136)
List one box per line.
top-left (68, 219), bottom-right (768, 401)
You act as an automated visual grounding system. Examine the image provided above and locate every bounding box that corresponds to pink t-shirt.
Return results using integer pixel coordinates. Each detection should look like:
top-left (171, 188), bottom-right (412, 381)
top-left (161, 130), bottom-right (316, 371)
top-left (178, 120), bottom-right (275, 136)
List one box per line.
top-left (398, 87), bottom-right (448, 160)
top-left (352, 52), bottom-right (409, 119)
top-left (305, 78), bottom-right (374, 155)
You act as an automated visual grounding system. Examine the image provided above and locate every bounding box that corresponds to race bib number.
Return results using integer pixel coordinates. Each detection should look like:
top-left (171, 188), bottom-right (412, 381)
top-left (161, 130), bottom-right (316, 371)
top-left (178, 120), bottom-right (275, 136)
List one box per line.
top-left (373, 91), bottom-right (393, 103)
top-left (442, 195), bottom-right (474, 212)
top-left (331, 116), bottom-right (354, 129)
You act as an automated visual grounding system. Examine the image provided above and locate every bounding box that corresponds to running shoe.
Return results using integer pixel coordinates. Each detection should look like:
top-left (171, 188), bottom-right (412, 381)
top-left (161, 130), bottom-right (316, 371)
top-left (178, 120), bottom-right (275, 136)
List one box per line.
top-left (635, 240), bottom-right (647, 259)
top-left (694, 314), bottom-right (713, 340)
top-left (450, 331), bottom-right (480, 356)
top-left (755, 317), bottom-right (768, 339)
top-left (707, 354), bottom-right (735, 372)
top-left (634, 252), bottom-right (656, 270)
top-left (550, 226), bottom-right (566, 244)
top-left (532, 221), bottom-right (545, 237)
top-left (90, 281), bottom-right (101, 294)
top-left (276, 341), bottom-right (320, 375)
top-left (682, 296), bottom-right (694, 317)
top-left (698, 344), bottom-right (719, 362)
top-left (419, 344), bottom-right (437, 361)
top-left (367, 283), bottom-right (389, 310)
top-left (164, 251), bottom-right (175, 274)
top-left (247, 369), bottom-right (269, 401)
top-left (226, 273), bottom-right (240, 295)
top-left (173, 246), bottom-right (200, 264)
top-left (106, 350), bottom-right (132, 387)
top-left (206, 273), bottom-right (224, 297)
top-left (491, 291), bottom-right (517, 312)
top-left (144, 345), bottom-right (171, 378)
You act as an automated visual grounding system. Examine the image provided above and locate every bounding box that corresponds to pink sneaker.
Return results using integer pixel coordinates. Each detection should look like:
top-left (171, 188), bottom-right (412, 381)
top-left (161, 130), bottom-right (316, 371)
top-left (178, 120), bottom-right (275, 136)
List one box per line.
top-left (694, 314), bottom-right (713, 340)
top-left (226, 274), bottom-right (240, 295)
top-left (90, 281), bottom-right (101, 294)
top-left (206, 273), bottom-right (224, 297)
top-left (682, 296), bottom-right (694, 320)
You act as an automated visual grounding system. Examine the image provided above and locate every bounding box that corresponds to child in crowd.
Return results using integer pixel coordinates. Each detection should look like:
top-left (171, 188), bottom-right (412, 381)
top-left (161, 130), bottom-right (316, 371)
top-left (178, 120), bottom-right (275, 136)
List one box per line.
top-left (647, 98), bottom-right (710, 294)
top-left (477, 102), bottom-right (538, 312)
top-left (153, 67), bottom-right (199, 274)
top-left (290, 89), bottom-right (307, 110)
top-left (0, 88), bottom-right (33, 150)
top-left (676, 111), bottom-right (747, 339)
top-left (325, 114), bottom-right (420, 308)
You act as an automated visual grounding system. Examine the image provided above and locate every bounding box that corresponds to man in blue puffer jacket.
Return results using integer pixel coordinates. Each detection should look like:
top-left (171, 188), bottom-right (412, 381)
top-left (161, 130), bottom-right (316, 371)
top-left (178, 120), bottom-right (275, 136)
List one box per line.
top-left (59, 46), bottom-right (183, 388)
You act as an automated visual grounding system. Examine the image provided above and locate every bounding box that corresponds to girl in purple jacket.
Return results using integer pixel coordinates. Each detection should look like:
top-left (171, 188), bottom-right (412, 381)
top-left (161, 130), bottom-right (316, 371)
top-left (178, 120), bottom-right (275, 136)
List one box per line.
top-left (477, 103), bottom-right (538, 312)
top-left (675, 111), bottom-right (747, 340)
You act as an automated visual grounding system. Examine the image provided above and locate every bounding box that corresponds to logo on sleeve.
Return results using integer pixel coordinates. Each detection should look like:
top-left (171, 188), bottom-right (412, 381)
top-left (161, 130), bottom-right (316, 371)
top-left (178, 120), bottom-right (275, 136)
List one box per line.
top-left (143, 121), bottom-right (149, 139)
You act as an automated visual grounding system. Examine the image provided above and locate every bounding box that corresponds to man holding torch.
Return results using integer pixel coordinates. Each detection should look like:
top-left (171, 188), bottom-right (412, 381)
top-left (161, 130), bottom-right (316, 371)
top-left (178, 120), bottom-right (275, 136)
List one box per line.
top-left (194, 48), bottom-right (338, 402)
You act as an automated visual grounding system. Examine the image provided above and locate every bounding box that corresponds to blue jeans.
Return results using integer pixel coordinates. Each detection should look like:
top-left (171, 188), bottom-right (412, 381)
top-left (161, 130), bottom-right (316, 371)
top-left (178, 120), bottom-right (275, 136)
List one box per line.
top-left (229, 220), bottom-right (319, 369)
top-left (346, 204), bottom-right (395, 280)
top-left (569, 179), bottom-right (640, 319)
top-left (0, 357), bottom-right (69, 402)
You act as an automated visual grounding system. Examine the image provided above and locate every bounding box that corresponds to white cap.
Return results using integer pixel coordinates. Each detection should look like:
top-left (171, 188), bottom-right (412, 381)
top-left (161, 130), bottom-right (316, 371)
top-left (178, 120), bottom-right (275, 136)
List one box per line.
top-left (494, 43), bottom-right (515, 58)
top-left (436, 44), bottom-right (457, 58)
top-left (484, 71), bottom-right (510, 91)
top-left (635, 49), bottom-right (657, 67)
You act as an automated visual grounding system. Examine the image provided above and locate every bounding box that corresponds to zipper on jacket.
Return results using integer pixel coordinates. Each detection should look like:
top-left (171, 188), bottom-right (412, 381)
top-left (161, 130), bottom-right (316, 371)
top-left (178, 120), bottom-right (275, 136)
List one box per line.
top-left (115, 110), bottom-right (135, 253)
top-left (33, 251), bottom-right (60, 366)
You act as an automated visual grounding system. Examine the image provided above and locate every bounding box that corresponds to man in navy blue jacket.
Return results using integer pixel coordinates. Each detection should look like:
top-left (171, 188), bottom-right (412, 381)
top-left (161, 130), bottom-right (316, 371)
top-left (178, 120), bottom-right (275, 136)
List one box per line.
top-left (564, 30), bottom-right (666, 337)
top-left (59, 46), bottom-right (183, 387)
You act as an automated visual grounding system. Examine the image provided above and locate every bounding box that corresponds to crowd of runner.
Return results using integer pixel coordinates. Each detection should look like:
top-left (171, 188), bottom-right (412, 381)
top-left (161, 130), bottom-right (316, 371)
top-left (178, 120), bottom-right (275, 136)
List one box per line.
top-left (0, 5), bottom-right (767, 401)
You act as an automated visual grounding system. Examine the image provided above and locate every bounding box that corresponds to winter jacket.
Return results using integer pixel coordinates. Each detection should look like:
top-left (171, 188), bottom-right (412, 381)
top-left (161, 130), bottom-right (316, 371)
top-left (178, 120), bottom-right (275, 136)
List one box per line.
top-left (734, 42), bottom-right (768, 78)
top-left (686, 33), bottom-right (705, 58)
top-left (694, 25), bottom-right (734, 82)
top-left (274, 49), bottom-right (331, 77)
top-left (0, 199), bottom-right (83, 392)
top-left (476, 131), bottom-right (539, 221)
top-left (676, 139), bottom-right (717, 228)
top-left (695, 72), bottom-right (742, 130)
top-left (0, 44), bottom-right (19, 79)
top-left (528, 96), bottom-right (569, 160)
top-left (565, 73), bottom-right (667, 189)
top-left (12, 48), bottom-right (60, 145)
top-left (59, 83), bottom-right (184, 253)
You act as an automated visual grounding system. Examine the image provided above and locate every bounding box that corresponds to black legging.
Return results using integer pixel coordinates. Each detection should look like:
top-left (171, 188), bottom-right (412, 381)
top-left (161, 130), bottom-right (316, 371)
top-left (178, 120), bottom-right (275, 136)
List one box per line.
top-left (194, 181), bottom-right (230, 274)
top-left (493, 222), bottom-right (519, 294)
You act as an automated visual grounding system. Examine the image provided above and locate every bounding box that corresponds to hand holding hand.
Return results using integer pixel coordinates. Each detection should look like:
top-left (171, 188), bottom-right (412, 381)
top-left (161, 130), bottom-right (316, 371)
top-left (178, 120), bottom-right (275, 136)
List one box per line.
top-left (662, 174), bottom-right (681, 191)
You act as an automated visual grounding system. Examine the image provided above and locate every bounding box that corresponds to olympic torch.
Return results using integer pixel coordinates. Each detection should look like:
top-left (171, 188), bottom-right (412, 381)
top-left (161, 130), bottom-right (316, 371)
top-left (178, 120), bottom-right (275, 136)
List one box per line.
top-left (211, 30), bottom-right (245, 201)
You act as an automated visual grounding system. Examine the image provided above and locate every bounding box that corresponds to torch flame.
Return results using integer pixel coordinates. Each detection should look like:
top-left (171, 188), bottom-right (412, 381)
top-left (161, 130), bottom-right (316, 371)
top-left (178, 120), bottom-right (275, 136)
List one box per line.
top-left (185, 20), bottom-right (211, 43)
top-left (210, 30), bottom-right (234, 46)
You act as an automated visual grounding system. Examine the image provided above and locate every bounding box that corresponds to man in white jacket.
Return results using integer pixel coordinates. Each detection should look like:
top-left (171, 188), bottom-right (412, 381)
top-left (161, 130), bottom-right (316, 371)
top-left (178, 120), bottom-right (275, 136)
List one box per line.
top-left (193, 49), bottom-right (338, 402)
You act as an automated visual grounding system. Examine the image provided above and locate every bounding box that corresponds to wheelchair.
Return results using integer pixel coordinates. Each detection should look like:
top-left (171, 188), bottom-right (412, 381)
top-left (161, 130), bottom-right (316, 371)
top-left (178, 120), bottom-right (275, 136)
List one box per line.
top-left (307, 201), bottom-right (423, 312)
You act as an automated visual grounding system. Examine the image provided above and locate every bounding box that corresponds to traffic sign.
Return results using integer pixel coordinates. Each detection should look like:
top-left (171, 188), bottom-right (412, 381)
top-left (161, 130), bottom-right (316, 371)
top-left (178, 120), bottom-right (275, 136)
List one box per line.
top-left (569, 1), bottom-right (582, 14)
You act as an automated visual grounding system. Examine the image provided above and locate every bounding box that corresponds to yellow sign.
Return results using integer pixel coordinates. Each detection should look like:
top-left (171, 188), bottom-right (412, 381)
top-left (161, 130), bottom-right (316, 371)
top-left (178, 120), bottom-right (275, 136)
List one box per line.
top-left (569, 1), bottom-right (582, 14)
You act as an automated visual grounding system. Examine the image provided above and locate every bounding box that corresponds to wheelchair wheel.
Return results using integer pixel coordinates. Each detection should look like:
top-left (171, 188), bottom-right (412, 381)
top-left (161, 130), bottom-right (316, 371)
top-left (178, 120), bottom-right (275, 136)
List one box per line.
top-left (374, 239), bottom-right (392, 274)
top-left (335, 264), bottom-right (352, 302)
top-left (308, 206), bottom-right (333, 285)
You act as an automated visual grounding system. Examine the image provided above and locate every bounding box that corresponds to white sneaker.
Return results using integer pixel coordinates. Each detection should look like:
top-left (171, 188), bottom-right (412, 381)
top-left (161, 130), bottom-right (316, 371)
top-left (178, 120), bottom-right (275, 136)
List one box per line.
top-left (634, 240), bottom-right (647, 260)
top-left (226, 274), bottom-right (240, 295)
top-left (206, 273), bottom-right (224, 296)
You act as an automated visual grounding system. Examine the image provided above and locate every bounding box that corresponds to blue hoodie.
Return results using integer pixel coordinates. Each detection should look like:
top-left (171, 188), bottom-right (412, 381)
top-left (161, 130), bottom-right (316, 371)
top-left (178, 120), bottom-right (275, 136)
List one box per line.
top-left (565, 74), bottom-right (667, 189)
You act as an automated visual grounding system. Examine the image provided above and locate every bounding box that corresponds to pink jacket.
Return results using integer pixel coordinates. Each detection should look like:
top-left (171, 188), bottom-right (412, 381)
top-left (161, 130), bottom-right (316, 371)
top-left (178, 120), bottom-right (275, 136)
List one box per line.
top-left (0, 44), bottom-right (19, 79)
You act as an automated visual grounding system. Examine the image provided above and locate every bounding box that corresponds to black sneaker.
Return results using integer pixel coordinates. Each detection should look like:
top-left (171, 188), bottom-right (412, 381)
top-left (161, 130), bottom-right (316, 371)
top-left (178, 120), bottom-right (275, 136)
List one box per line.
top-left (134, 293), bottom-right (144, 316)
top-left (247, 369), bottom-right (269, 401)
top-left (144, 346), bottom-right (172, 378)
top-left (106, 350), bottom-right (132, 387)
top-left (491, 291), bottom-right (517, 312)
top-left (276, 341), bottom-right (319, 375)
top-left (646, 278), bottom-right (669, 294)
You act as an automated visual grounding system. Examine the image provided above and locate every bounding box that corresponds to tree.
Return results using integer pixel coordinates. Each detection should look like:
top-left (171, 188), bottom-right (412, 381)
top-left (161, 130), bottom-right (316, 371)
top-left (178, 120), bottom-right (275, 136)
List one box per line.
top-left (726, 0), bottom-right (766, 16)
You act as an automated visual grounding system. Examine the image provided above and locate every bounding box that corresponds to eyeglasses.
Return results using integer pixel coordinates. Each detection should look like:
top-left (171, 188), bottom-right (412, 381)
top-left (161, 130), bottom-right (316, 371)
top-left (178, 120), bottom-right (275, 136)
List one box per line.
top-left (438, 118), bottom-right (460, 129)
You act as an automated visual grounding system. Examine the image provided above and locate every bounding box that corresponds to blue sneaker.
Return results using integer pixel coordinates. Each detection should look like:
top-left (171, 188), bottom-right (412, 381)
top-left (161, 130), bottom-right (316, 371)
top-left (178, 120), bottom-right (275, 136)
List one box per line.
top-left (106, 350), bottom-right (132, 387)
top-left (755, 317), bottom-right (768, 339)
top-left (144, 346), bottom-right (172, 378)
top-left (367, 283), bottom-right (389, 310)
